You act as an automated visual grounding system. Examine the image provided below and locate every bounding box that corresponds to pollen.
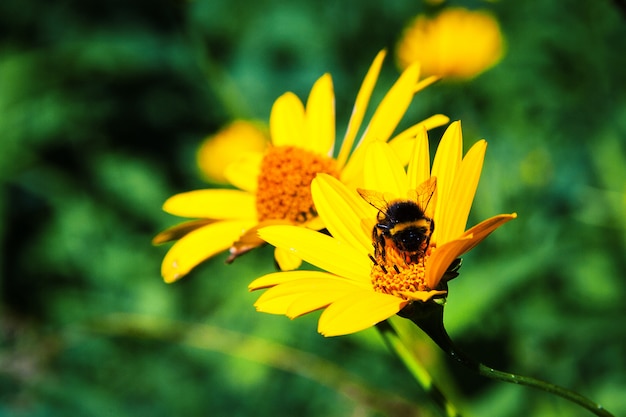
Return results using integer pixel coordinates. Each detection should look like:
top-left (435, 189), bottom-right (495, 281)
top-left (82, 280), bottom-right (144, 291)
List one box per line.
top-left (256, 146), bottom-right (340, 223)
top-left (371, 244), bottom-right (435, 299)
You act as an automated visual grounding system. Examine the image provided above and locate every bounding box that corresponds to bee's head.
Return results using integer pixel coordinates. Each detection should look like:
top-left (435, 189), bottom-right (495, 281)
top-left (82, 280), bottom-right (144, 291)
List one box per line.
top-left (391, 226), bottom-right (430, 252)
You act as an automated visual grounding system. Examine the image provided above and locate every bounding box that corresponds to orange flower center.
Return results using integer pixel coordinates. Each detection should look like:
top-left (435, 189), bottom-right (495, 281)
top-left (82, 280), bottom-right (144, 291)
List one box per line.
top-left (371, 244), bottom-right (435, 299)
top-left (256, 146), bottom-right (340, 223)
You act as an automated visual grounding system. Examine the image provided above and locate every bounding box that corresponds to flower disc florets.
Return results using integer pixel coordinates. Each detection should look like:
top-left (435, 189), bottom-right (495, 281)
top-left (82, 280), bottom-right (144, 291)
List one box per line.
top-left (371, 243), bottom-right (437, 299)
top-left (256, 146), bottom-right (340, 223)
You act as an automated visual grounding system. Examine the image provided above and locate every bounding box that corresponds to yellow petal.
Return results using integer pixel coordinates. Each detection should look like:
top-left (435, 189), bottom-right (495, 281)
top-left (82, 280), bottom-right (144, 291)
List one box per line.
top-left (249, 270), bottom-right (338, 290)
top-left (360, 61), bottom-right (421, 145)
top-left (431, 121), bottom-right (462, 241)
top-left (339, 144), bottom-right (367, 187)
top-left (223, 152), bottom-right (263, 193)
top-left (318, 291), bottom-right (407, 336)
top-left (387, 134), bottom-right (417, 168)
top-left (407, 126), bottom-right (431, 190)
top-left (227, 219), bottom-right (290, 264)
top-left (161, 220), bottom-right (256, 283)
top-left (431, 121), bottom-right (462, 201)
top-left (304, 73), bottom-right (335, 156)
top-left (254, 292), bottom-right (302, 315)
top-left (286, 291), bottom-right (350, 319)
top-left (302, 215), bottom-right (325, 231)
top-left (417, 114), bottom-right (450, 131)
top-left (388, 114), bottom-right (449, 169)
top-left (458, 213), bottom-right (517, 254)
top-left (163, 189), bottom-right (256, 220)
top-left (311, 174), bottom-right (374, 255)
top-left (337, 50), bottom-right (386, 167)
top-left (364, 141), bottom-right (408, 196)
top-left (341, 114), bottom-right (449, 187)
top-left (254, 276), bottom-right (369, 317)
top-left (414, 75), bottom-right (440, 93)
top-left (437, 139), bottom-right (487, 245)
top-left (390, 114), bottom-right (450, 146)
top-left (258, 225), bottom-right (371, 282)
top-left (196, 120), bottom-right (268, 184)
top-left (425, 213), bottom-right (516, 288)
top-left (275, 247), bottom-right (303, 271)
top-left (270, 92), bottom-right (306, 148)
top-left (399, 289), bottom-right (447, 302)
top-left (425, 235), bottom-right (473, 289)
top-left (152, 219), bottom-right (215, 244)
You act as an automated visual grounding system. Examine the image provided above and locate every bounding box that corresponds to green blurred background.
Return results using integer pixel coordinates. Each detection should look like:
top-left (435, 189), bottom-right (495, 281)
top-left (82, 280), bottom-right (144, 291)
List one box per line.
top-left (1, 0), bottom-right (625, 416)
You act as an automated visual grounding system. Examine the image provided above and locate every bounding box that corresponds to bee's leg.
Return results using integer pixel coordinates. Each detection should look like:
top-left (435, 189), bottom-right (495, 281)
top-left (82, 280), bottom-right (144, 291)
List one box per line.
top-left (368, 254), bottom-right (387, 274)
top-left (416, 236), bottom-right (431, 260)
top-left (376, 232), bottom-right (387, 261)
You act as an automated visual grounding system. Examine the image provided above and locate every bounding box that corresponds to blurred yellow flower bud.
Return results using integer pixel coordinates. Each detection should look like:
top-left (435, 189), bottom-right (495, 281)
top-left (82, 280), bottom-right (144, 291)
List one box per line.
top-left (197, 120), bottom-right (269, 184)
top-left (396, 8), bottom-right (504, 80)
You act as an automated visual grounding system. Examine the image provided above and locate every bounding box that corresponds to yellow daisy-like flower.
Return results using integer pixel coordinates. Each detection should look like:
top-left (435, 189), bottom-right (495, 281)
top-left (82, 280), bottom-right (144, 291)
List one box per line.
top-left (250, 122), bottom-right (516, 336)
top-left (196, 120), bottom-right (269, 184)
top-left (396, 8), bottom-right (504, 80)
top-left (153, 50), bottom-right (449, 283)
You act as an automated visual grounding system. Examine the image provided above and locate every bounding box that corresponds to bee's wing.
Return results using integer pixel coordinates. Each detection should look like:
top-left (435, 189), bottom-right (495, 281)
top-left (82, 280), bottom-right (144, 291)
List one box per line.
top-left (356, 188), bottom-right (389, 213)
top-left (408, 177), bottom-right (437, 219)
top-left (356, 189), bottom-right (387, 242)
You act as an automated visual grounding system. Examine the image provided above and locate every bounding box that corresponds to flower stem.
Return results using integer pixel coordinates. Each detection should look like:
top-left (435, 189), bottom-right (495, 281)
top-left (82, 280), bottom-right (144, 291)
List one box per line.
top-left (376, 321), bottom-right (463, 417)
top-left (400, 301), bottom-right (615, 417)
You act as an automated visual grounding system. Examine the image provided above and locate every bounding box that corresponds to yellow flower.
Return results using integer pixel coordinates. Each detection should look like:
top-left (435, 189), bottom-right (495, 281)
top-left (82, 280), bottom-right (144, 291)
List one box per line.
top-left (153, 50), bottom-right (449, 283)
top-left (396, 8), bottom-right (504, 80)
top-left (196, 120), bottom-right (269, 184)
top-left (250, 122), bottom-right (516, 336)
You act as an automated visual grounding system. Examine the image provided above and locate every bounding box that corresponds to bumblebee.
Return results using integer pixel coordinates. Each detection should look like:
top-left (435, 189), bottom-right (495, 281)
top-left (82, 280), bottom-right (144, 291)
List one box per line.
top-left (358, 178), bottom-right (436, 265)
